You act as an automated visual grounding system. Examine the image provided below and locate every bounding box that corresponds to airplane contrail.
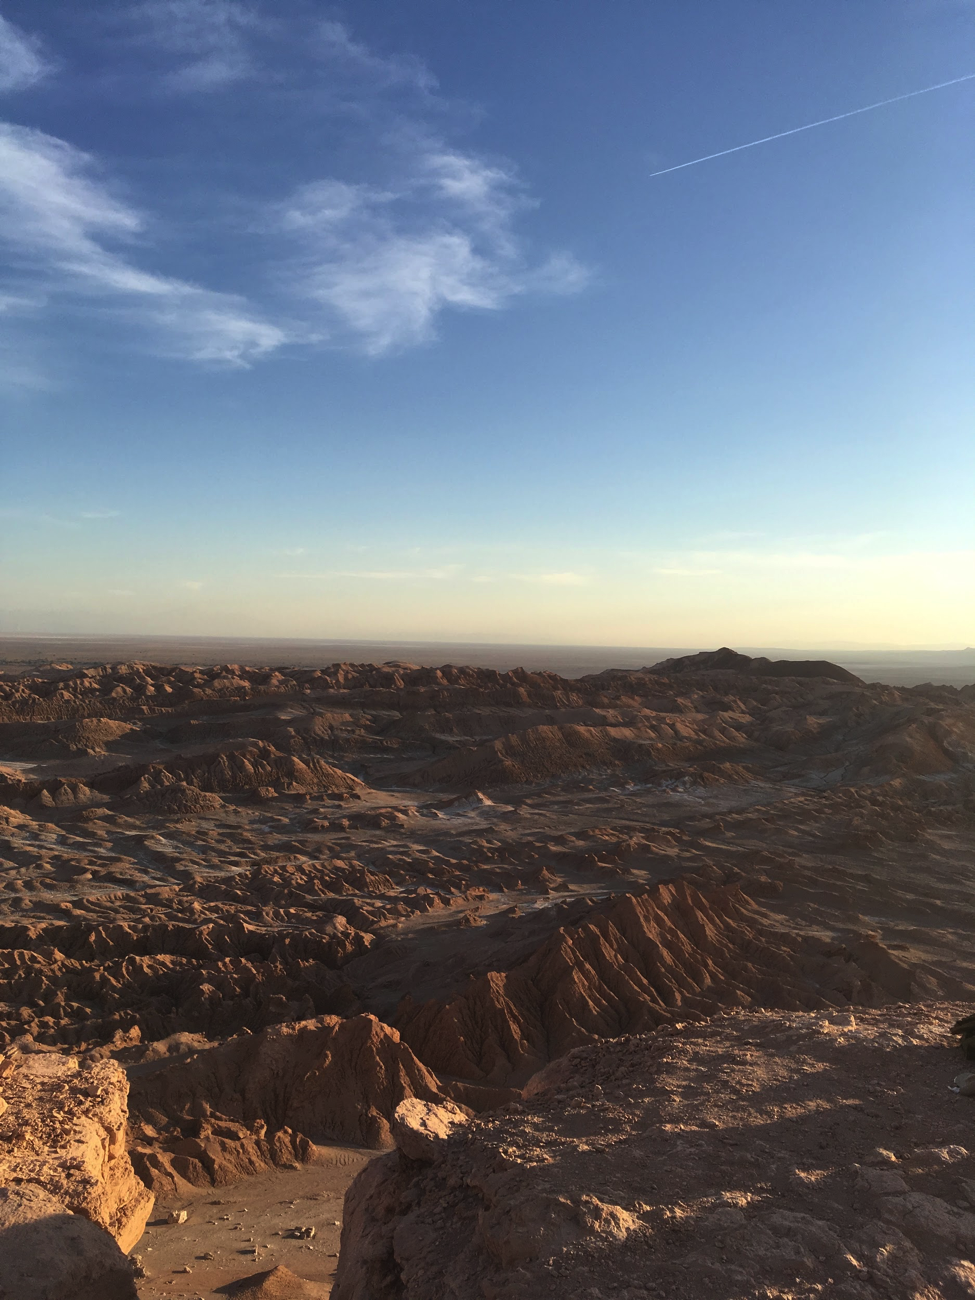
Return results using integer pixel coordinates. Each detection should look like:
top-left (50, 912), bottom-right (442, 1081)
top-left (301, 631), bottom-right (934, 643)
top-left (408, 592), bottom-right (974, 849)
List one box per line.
top-left (648, 71), bottom-right (975, 178)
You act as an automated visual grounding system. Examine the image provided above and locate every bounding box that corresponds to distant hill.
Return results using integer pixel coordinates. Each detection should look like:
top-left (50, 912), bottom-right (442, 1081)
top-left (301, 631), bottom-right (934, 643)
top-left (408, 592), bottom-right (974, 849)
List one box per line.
top-left (649, 646), bottom-right (864, 685)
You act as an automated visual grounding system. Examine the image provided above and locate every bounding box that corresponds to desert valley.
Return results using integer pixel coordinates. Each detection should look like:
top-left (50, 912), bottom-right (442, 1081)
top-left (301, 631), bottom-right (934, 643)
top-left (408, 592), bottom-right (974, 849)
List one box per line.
top-left (4, 1), bottom-right (971, 1295)
top-left (0, 648), bottom-right (973, 1299)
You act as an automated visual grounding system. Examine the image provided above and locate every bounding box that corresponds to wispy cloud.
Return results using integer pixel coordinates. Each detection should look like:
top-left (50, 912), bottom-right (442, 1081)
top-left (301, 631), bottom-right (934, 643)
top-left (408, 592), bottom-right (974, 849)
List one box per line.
top-left (279, 149), bottom-right (586, 354)
top-left (0, 506), bottom-right (119, 526)
top-left (649, 546), bottom-right (975, 580)
top-left (691, 549), bottom-right (863, 572)
top-left (694, 530), bottom-right (764, 544)
top-left (126, 0), bottom-right (262, 91)
top-left (0, 13), bottom-right (52, 93)
top-left (0, 14), bottom-right (586, 369)
top-left (317, 19), bottom-right (436, 96)
top-left (0, 507), bottom-right (81, 529)
top-left (274, 21), bottom-right (588, 354)
top-left (179, 579), bottom-right (205, 590)
top-left (512, 571), bottom-right (591, 586)
top-left (654, 567), bottom-right (723, 577)
top-left (281, 565), bottom-right (463, 581)
top-left (0, 123), bottom-right (285, 365)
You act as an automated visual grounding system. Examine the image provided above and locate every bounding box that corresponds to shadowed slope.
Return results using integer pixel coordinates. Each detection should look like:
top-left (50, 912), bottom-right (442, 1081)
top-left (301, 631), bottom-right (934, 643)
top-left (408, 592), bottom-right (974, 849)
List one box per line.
top-left (395, 881), bottom-right (926, 1086)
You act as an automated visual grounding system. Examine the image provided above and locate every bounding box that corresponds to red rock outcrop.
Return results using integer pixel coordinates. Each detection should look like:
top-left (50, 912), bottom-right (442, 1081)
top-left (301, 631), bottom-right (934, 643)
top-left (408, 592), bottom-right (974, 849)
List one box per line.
top-left (126, 1014), bottom-right (469, 1194)
top-left (100, 740), bottom-right (365, 798)
top-left (396, 881), bottom-right (926, 1086)
top-left (405, 723), bottom-right (652, 790)
top-left (0, 1051), bottom-right (153, 1251)
top-left (229, 1265), bottom-right (329, 1299)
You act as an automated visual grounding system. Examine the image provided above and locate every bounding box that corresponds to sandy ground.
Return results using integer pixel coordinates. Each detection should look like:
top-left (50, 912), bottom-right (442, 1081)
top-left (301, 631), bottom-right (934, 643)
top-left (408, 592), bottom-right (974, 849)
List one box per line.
top-left (134, 1145), bottom-right (376, 1298)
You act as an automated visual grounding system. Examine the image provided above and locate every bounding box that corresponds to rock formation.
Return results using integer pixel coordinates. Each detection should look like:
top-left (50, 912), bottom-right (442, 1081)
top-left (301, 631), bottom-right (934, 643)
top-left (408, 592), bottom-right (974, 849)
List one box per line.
top-left (0, 1184), bottom-right (139, 1300)
top-left (126, 1014), bottom-right (469, 1194)
top-left (334, 1002), bottom-right (975, 1300)
top-left (0, 1049), bottom-right (151, 1299)
top-left (0, 1051), bottom-right (153, 1250)
top-left (395, 880), bottom-right (923, 1086)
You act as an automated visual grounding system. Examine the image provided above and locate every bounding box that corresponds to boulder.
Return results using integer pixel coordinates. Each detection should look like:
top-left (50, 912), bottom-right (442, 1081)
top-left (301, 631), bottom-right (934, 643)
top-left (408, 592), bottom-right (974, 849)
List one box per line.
top-left (0, 1184), bottom-right (138, 1300)
top-left (391, 1098), bottom-right (468, 1162)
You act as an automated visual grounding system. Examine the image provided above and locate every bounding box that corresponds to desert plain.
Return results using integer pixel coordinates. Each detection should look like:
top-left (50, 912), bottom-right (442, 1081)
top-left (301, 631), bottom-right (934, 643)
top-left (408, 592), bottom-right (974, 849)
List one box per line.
top-left (0, 646), bottom-right (974, 1299)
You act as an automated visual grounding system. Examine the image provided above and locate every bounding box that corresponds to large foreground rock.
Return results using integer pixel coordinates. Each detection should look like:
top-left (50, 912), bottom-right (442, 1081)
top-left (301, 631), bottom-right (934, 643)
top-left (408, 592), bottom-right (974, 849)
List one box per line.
top-left (0, 1184), bottom-right (138, 1300)
top-left (0, 1052), bottom-right (153, 1251)
top-left (334, 1002), bottom-right (975, 1300)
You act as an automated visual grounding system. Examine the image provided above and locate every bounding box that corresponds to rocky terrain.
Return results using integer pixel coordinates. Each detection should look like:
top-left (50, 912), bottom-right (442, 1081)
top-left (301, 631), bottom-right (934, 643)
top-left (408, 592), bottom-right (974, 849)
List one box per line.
top-left (0, 649), bottom-right (971, 1295)
top-left (336, 1004), bottom-right (975, 1300)
top-left (0, 1048), bottom-right (151, 1298)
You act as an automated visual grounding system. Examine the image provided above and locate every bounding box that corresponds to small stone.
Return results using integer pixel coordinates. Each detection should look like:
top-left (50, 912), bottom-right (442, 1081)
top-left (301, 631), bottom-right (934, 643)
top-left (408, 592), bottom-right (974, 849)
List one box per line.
top-left (864, 1148), bottom-right (899, 1165)
top-left (167, 1209), bottom-right (189, 1225)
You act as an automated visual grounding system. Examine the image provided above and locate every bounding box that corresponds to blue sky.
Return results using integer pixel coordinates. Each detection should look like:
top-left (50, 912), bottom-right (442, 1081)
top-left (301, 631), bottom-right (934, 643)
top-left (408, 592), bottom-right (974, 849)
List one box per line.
top-left (0, 0), bottom-right (972, 647)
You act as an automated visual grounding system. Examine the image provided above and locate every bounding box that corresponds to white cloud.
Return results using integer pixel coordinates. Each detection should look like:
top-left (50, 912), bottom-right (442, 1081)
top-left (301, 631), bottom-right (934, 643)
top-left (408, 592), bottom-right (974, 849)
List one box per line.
top-left (654, 567), bottom-right (723, 577)
top-left (127, 0), bottom-right (261, 91)
top-left (279, 151), bottom-right (588, 354)
top-left (0, 14), bottom-right (52, 93)
top-left (0, 17), bottom-right (586, 367)
top-left (317, 19), bottom-right (436, 95)
top-left (694, 530), bottom-right (764, 543)
top-left (512, 571), bottom-right (590, 586)
top-left (0, 122), bottom-right (285, 365)
top-left (179, 580), bottom-right (205, 590)
top-left (80, 509), bottom-right (121, 519)
top-left (692, 549), bottom-right (858, 572)
top-left (280, 566), bottom-right (462, 581)
top-left (650, 547), bottom-right (975, 581)
top-left (272, 20), bottom-right (588, 355)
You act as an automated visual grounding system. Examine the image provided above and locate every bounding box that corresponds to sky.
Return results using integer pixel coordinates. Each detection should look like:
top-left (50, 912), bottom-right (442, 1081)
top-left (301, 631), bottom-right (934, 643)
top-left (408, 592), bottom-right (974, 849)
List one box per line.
top-left (0, 0), bottom-right (972, 650)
